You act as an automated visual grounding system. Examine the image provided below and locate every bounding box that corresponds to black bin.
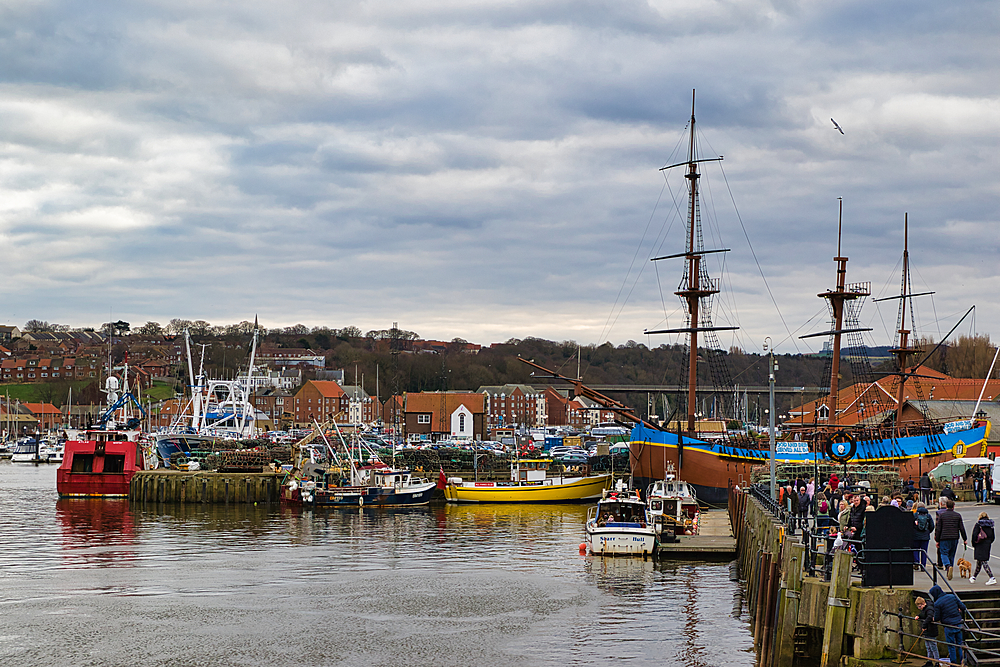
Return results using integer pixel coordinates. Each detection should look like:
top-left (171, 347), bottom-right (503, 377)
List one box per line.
top-left (862, 505), bottom-right (914, 587)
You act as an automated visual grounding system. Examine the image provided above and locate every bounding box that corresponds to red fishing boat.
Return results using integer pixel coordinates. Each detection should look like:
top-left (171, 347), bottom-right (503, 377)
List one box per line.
top-left (56, 430), bottom-right (147, 497)
top-left (56, 368), bottom-right (149, 498)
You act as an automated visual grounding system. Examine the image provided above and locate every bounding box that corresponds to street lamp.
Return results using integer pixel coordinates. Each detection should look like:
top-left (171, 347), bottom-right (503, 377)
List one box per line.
top-left (764, 337), bottom-right (777, 500)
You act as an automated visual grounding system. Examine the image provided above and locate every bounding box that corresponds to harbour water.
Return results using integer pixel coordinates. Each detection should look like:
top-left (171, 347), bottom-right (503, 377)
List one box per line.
top-left (0, 463), bottom-right (754, 666)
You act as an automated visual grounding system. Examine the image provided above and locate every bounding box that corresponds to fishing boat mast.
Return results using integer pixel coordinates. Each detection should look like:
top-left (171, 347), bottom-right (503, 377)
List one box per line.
top-left (645, 90), bottom-right (735, 435)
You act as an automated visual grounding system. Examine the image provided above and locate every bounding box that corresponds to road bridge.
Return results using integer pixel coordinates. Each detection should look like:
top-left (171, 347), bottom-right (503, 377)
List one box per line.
top-left (586, 385), bottom-right (828, 394)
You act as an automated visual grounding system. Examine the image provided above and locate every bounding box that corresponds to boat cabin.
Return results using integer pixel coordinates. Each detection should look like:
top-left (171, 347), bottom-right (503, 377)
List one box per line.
top-left (511, 458), bottom-right (551, 483)
top-left (371, 468), bottom-right (421, 489)
top-left (594, 492), bottom-right (648, 527)
top-left (646, 475), bottom-right (700, 537)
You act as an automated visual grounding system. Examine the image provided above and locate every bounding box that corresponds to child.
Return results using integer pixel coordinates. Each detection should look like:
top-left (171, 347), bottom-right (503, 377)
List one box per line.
top-left (971, 511), bottom-right (997, 585)
top-left (914, 596), bottom-right (938, 665)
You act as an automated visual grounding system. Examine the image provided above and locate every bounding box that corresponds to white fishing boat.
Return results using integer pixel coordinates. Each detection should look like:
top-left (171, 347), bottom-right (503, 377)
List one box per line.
top-left (646, 468), bottom-right (701, 542)
top-left (40, 441), bottom-right (65, 463)
top-left (585, 488), bottom-right (656, 557)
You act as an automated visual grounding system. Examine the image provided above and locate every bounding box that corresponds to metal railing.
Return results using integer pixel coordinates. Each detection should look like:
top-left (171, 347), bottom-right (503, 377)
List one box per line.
top-left (744, 485), bottom-right (988, 665)
top-left (883, 609), bottom-right (992, 667)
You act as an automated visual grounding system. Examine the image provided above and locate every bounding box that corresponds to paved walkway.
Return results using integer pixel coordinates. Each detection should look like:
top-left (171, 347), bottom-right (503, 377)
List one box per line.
top-left (911, 501), bottom-right (1000, 594)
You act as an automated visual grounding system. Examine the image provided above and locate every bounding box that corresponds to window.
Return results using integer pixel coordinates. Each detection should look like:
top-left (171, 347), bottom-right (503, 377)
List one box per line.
top-left (417, 414), bottom-right (431, 424)
top-left (459, 413), bottom-right (466, 431)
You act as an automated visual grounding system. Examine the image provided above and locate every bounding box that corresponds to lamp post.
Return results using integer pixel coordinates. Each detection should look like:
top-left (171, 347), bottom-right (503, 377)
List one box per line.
top-left (764, 337), bottom-right (777, 500)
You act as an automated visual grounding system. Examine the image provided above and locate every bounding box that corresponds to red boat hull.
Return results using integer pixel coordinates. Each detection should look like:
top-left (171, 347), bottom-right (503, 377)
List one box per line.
top-left (56, 433), bottom-right (145, 498)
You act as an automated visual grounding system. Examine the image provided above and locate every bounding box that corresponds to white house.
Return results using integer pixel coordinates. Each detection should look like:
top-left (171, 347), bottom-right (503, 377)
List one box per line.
top-left (450, 404), bottom-right (474, 440)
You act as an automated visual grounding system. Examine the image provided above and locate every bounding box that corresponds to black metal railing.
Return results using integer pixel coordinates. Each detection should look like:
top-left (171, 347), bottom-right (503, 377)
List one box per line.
top-left (883, 610), bottom-right (991, 667)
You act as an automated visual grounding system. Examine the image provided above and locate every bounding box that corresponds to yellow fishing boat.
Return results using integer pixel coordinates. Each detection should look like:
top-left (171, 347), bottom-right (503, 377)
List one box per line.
top-left (444, 458), bottom-right (612, 503)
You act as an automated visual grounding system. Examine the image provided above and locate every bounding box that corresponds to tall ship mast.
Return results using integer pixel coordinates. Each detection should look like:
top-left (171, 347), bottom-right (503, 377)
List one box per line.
top-left (883, 214), bottom-right (932, 427)
top-left (645, 90), bottom-right (736, 436)
top-left (526, 95), bottom-right (991, 504)
top-left (798, 199), bottom-right (872, 433)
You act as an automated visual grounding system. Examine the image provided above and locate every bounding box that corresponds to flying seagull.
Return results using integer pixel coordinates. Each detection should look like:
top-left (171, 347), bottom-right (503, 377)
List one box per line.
top-left (831, 118), bottom-right (844, 134)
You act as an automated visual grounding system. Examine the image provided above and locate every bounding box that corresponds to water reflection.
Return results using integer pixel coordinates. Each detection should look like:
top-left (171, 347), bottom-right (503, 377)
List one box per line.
top-left (2, 464), bottom-right (753, 666)
top-left (55, 499), bottom-right (138, 568)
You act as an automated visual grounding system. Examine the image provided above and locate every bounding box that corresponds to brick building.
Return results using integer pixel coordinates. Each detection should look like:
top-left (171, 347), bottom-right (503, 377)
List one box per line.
top-left (292, 380), bottom-right (349, 426)
top-left (252, 389), bottom-right (294, 430)
top-left (404, 392), bottom-right (484, 442)
top-left (478, 384), bottom-right (547, 430)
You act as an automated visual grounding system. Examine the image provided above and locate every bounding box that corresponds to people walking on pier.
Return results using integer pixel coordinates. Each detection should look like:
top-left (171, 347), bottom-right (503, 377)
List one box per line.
top-left (848, 494), bottom-right (867, 535)
top-left (912, 502), bottom-right (934, 570)
top-left (935, 498), bottom-right (968, 580)
top-left (919, 472), bottom-right (933, 505)
top-left (914, 596), bottom-right (939, 666)
top-left (974, 473), bottom-right (984, 504)
top-left (815, 493), bottom-right (831, 531)
top-left (929, 584), bottom-right (967, 665)
top-left (970, 511), bottom-right (996, 585)
top-left (797, 486), bottom-right (810, 524)
top-left (838, 499), bottom-right (851, 532)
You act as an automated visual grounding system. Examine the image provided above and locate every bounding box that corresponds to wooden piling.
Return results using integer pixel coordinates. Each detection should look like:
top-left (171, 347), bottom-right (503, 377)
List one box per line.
top-left (820, 550), bottom-right (852, 667)
top-left (754, 551), bottom-right (772, 654)
top-left (758, 557), bottom-right (779, 667)
top-left (129, 470), bottom-right (284, 504)
top-left (773, 542), bottom-right (805, 666)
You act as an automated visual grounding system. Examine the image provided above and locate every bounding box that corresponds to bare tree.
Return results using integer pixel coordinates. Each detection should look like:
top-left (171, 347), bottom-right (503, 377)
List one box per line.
top-left (136, 321), bottom-right (163, 336)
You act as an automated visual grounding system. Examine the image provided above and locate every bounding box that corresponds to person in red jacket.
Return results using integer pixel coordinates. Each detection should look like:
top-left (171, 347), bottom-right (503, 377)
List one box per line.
top-left (829, 473), bottom-right (839, 491)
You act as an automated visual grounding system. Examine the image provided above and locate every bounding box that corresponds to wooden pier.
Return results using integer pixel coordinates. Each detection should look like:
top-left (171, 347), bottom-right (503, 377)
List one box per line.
top-left (656, 509), bottom-right (737, 559)
top-left (130, 470), bottom-right (285, 504)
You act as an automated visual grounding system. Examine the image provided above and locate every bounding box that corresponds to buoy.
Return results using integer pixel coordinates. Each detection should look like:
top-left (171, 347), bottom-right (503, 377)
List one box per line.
top-left (579, 543), bottom-right (587, 553)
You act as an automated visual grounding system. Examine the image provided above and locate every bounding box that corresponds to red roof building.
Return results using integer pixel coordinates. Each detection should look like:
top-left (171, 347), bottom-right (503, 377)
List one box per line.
top-left (403, 392), bottom-right (484, 441)
top-left (786, 367), bottom-right (1000, 427)
top-left (292, 380), bottom-right (348, 426)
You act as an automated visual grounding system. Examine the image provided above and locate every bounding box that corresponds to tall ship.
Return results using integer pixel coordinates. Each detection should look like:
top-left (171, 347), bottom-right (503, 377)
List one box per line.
top-left (624, 95), bottom-right (988, 503)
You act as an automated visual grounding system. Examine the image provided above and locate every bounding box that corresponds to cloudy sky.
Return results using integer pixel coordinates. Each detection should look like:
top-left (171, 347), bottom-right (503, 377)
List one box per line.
top-left (0, 0), bottom-right (997, 353)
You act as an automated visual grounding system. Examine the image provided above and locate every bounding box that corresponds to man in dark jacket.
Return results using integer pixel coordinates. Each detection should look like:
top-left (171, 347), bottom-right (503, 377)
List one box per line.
top-left (847, 494), bottom-right (867, 536)
top-left (930, 584), bottom-right (967, 665)
top-left (919, 472), bottom-right (933, 505)
top-left (934, 498), bottom-right (968, 579)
